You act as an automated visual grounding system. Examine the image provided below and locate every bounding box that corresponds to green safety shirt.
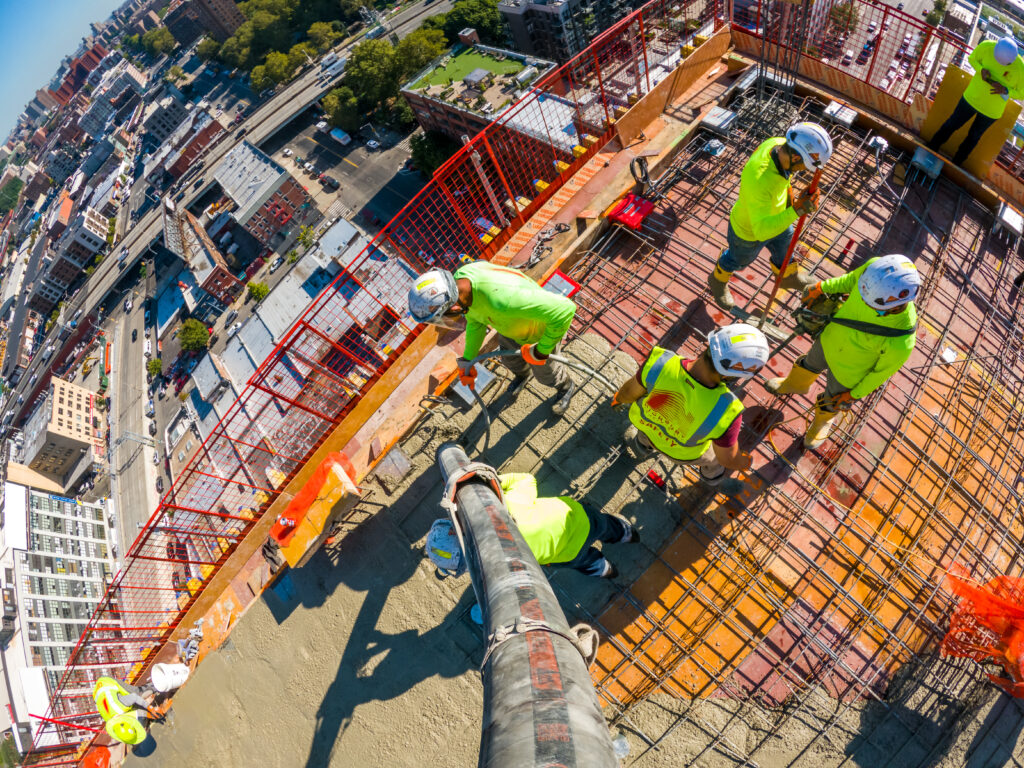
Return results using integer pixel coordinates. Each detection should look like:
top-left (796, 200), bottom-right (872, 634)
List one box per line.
top-left (628, 347), bottom-right (743, 461)
top-left (963, 40), bottom-right (1024, 119)
top-left (729, 137), bottom-right (799, 243)
top-left (819, 258), bottom-right (917, 399)
top-left (453, 261), bottom-right (577, 360)
top-left (499, 473), bottom-right (590, 564)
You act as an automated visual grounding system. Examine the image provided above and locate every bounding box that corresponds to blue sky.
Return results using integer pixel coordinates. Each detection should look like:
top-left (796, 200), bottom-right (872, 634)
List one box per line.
top-left (0, 0), bottom-right (124, 140)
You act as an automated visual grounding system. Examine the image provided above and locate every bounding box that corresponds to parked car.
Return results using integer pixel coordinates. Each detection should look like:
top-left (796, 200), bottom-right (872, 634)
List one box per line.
top-left (282, 148), bottom-right (293, 157)
top-left (856, 48), bottom-right (870, 65)
top-left (153, 451), bottom-right (160, 465)
top-left (841, 50), bottom-right (853, 66)
top-left (144, 338), bottom-right (152, 358)
top-left (145, 309), bottom-right (151, 326)
top-left (269, 256), bottom-right (285, 274)
top-left (866, 21), bottom-right (877, 33)
top-left (326, 176), bottom-right (340, 188)
top-left (124, 299), bottom-right (133, 313)
top-left (132, 328), bottom-right (138, 342)
top-left (146, 400), bottom-right (155, 417)
top-left (149, 420), bottom-right (158, 438)
top-left (224, 309), bottom-right (239, 325)
top-left (155, 475), bottom-right (163, 493)
top-left (227, 322), bottom-right (242, 338)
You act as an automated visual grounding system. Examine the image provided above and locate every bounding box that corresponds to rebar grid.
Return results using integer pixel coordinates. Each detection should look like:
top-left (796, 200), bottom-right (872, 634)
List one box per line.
top-left (462, 95), bottom-right (1024, 765)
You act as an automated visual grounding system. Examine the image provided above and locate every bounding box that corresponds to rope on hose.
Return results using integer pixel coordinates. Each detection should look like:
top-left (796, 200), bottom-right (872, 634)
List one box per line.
top-left (480, 616), bottom-right (601, 671)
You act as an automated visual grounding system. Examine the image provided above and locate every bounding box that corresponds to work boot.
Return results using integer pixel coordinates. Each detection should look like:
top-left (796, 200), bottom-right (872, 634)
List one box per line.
top-left (615, 518), bottom-right (639, 544)
top-left (551, 379), bottom-right (577, 417)
top-left (765, 357), bottom-right (820, 396)
top-left (623, 425), bottom-right (656, 460)
top-left (803, 406), bottom-right (838, 449)
top-left (771, 262), bottom-right (816, 292)
top-left (707, 264), bottom-right (736, 310)
top-left (507, 373), bottom-right (530, 398)
top-left (599, 561), bottom-right (619, 579)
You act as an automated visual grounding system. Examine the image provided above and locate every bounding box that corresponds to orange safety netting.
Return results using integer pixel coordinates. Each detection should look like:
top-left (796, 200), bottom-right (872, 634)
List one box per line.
top-left (942, 575), bottom-right (1024, 697)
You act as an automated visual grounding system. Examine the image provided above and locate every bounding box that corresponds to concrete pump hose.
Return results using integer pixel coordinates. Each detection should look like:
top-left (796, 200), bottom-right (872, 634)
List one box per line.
top-left (469, 349), bottom-right (618, 393)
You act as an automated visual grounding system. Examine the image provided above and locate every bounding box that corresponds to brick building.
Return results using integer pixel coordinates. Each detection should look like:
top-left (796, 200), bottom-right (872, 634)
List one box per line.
top-left (214, 142), bottom-right (314, 247)
top-left (163, 206), bottom-right (243, 319)
top-left (49, 43), bottom-right (109, 106)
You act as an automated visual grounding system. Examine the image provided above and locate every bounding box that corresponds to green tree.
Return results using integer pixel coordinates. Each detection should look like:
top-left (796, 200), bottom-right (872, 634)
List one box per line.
top-left (828, 1), bottom-right (859, 33)
top-left (165, 64), bottom-right (185, 82)
top-left (323, 85), bottom-right (361, 131)
top-left (297, 225), bottom-right (314, 249)
top-left (287, 249), bottom-right (300, 263)
top-left (264, 50), bottom-right (296, 84)
top-left (122, 33), bottom-right (142, 51)
top-left (248, 281), bottom-right (270, 302)
top-left (142, 27), bottom-right (177, 56)
top-left (251, 64), bottom-right (273, 91)
top-left (393, 29), bottom-right (446, 82)
top-left (0, 178), bottom-right (23, 214)
top-left (288, 42), bottom-right (318, 72)
top-left (345, 39), bottom-right (397, 108)
top-left (442, 0), bottom-right (504, 45)
top-left (147, 358), bottom-right (163, 376)
top-left (179, 318), bottom-right (211, 352)
top-left (197, 37), bottom-right (222, 61)
top-left (410, 130), bottom-right (461, 176)
top-left (307, 20), bottom-right (340, 51)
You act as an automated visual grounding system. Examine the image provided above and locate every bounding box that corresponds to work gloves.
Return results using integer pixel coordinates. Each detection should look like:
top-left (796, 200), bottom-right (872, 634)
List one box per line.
top-left (610, 394), bottom-right (629, 412)
top-left (816, 391), bottom-right (854, 412)
top-left (457, 358), bottom-right (477, 390)
top-left (802, 282), bottom-right (824, 306)
top-left (793, 188), bottom-right (820, 217)
top-left (520, 344), bottom-right (548, 366)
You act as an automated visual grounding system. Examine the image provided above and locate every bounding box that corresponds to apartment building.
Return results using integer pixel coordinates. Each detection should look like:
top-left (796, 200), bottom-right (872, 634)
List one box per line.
top-left (499, 0), bottom-right (633, 62)
top-left (27, 208), bottom-right (108, 313)
top-left (163, 206), bottom-right (243, 321)
top-left (0, 483), bottom-right (115, 751)
top-left (18, 378), bottom-right (108, 490)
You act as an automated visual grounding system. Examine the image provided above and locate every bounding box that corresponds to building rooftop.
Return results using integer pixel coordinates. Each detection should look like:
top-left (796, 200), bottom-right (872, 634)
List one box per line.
top-left (213, 142), bottom-right (287, 226)
top-left (405, 44), bottom-right (552, 118)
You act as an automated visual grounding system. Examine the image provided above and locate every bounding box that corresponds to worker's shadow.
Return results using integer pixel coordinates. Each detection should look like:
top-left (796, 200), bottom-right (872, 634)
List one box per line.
top-left (261, 490), bottom-right (472, 768)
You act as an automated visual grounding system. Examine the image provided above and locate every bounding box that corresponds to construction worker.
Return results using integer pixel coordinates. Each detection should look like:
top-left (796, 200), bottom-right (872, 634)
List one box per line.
top-left (93, 676), bottom-right (157, 747)
top-left (611, 323), bottom-right (769, 484)
top-left (408, 262), bottom-right (578, 415)
top-left (427, 473), bottom-right (637, 579)
top-left (707, 122), bottom-right (834, 310)
top-left (927, 37), bottom-right (1024, 167)
top-left (766, 254), bottom-right (919, 449)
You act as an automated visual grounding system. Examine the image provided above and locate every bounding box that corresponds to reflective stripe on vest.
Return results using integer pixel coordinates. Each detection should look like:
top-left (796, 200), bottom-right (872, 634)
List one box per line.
top-left (94, 678), bottom-right (132, 721)
top-left (629, 347), bottom-right (742, 461)
top-left (683, 392), bottom-right (737, 447)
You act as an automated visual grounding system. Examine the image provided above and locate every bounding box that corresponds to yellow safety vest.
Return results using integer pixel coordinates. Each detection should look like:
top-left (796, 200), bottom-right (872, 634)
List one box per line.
top-left (93, 677), bottom-right (148, 746)
top-left (628, 347), bottom-right (743, 461)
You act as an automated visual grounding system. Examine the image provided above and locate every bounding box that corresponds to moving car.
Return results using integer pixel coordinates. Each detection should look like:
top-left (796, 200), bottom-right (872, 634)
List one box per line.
top-left (124, 299), bottom-right (133, 312)
top-left (132, 328), bottom-right (138, 342)
top-left (366, 139), bottom-right (381, 150)
top-left (269, 256), bottom-right (285, 273)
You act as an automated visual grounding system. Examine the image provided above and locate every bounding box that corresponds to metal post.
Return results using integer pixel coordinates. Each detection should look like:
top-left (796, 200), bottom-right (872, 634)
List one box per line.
top-left (436, 443), bottom-right (616, 768)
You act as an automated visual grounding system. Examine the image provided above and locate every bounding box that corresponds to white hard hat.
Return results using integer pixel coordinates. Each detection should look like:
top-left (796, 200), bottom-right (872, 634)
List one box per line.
top-left (408, 269), bottom-right (459, 325)
top-left (785, 122), bottom-right (834, 170)
top-left (426, 519), bottom-right (466, 574)
top-left (858, 254), bottom-right (920, 310)
top-left (995, 37), bottom-right (1019, 66)
top-left (708, 323), bottom-right (770, 380)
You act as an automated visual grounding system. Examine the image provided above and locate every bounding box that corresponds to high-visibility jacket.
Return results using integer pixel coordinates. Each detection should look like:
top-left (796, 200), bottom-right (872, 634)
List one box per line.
top-left (729, 137), bottom-right (799, 243)
top-left (819, 258), bottom-right (917, 399)
top-left (454, 261), bottom-right (576, 360)
top-left (93, 677), bottom-right (148, 746)
top-left (499, 473), bottom-right (590, 564)
top-left (628, 347), bottom-right (743, 461)
top-left (964, 40), bottom-right (1024, 119)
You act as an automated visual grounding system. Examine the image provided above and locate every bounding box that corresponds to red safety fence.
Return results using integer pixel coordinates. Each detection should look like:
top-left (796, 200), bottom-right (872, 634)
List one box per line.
top-left (21, 0), bottom-right (723, 761)
top-left (25, 0), bottom-right (1024, 760)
